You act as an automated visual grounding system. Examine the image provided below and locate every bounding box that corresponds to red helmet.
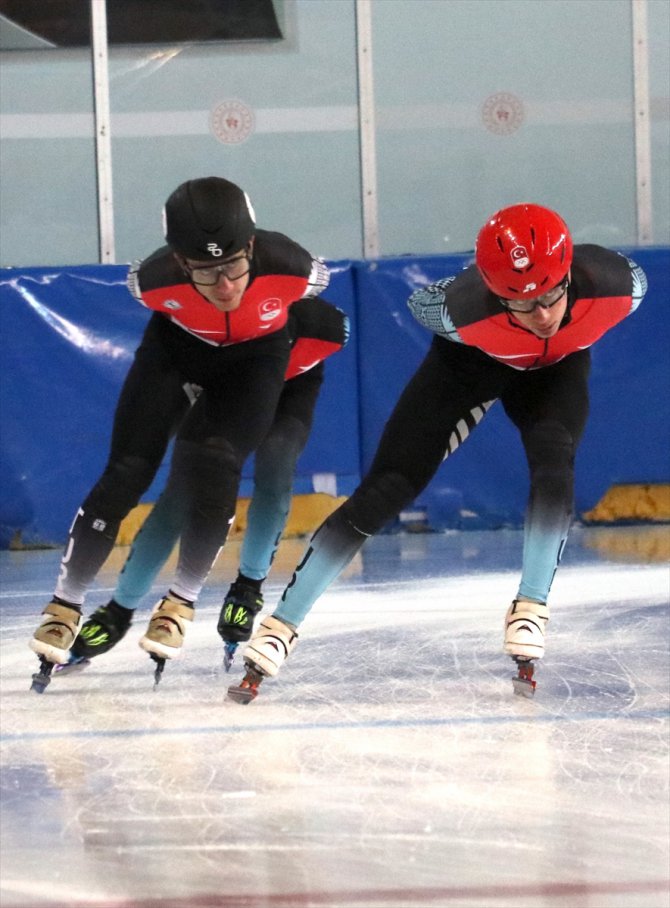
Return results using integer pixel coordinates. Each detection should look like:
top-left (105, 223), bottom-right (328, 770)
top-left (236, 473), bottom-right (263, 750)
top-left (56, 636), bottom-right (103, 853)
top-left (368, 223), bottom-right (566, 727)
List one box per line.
top-left (475, 203), bottom-right (573, 300)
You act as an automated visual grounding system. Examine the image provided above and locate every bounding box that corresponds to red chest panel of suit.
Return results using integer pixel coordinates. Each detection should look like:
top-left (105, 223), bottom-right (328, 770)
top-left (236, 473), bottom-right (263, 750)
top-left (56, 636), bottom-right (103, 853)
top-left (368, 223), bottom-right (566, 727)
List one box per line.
top-left (140, 274), bottom-right (310, 346)
top-left (459, 294), bottom-right (633, 370)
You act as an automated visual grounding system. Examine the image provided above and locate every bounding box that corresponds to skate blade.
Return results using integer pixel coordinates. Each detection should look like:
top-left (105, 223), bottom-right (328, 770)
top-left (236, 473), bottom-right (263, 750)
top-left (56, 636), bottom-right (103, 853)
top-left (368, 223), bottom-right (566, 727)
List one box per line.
top-left (54, 656), bottom-right (91, 676)
top-left (512, 676), bottom-right (537, 697)
top-left (227, 683), bottom-right (259, 704)
top-left (30, 674), bottom-right (50, 694)
top-left (30, 657), bottom-right (55, 693)
top-left (148, 654), bottom-right (166, 690)
top-left (227, 668), bottom-right (263, 704)
top-left (512, 658), bottom-right (537, 698)
top-left (223, 642), bottom-right (238, 673)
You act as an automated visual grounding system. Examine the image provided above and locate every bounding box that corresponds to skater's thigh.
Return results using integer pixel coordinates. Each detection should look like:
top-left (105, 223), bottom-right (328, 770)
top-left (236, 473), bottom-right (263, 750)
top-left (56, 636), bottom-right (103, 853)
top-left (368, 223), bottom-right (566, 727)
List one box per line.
top-left (108, 339), bottom-right (191, 466)
top-left (251, 366), bottom-right (325, 484)
top-left (503, 349), bottom-right (591, 443)
top-left (368, 338), bottom-right (506, 489)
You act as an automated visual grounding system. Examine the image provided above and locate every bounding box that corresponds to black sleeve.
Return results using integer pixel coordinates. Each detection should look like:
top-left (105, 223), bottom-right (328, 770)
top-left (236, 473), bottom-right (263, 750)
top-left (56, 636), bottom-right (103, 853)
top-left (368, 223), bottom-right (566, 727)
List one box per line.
top-left (252, 229), bottom-right (319, 280)
top-left (571, 245), bottom-right (635, 298)
top-left (133, 246), bottom-right (187, 294)
top-left (287, 296), bottom-right (349, 346)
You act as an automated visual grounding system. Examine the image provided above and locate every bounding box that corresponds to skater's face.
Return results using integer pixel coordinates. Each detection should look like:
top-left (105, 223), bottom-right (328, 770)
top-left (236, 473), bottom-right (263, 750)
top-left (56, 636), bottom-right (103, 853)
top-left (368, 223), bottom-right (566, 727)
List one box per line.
top-left (503, 276), bottom-right (570, 339)
top-left (179, 241), bottom-right (253, 311)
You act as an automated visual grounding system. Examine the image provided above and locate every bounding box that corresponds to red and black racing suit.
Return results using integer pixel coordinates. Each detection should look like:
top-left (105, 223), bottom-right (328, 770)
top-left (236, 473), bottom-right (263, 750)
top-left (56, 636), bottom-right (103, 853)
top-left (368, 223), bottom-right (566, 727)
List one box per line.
top-left (54, 229), bottom-right (333, 607)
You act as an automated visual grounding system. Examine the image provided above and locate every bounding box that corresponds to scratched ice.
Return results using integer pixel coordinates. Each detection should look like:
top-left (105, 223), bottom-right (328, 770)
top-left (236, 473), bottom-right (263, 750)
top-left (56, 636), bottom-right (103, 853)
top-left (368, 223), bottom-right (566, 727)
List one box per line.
top-left (1, 526), bottom-right (669, 908)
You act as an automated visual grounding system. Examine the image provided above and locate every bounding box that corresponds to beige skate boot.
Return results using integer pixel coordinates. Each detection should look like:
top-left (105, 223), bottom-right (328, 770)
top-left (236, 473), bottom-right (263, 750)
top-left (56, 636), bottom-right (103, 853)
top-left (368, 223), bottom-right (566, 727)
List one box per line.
top-left (503, 597), bottom-right (549, 660)
top-left (29, 601), bottom-right (82, 665)
top-left (139, 593), bottom-right (194, 661)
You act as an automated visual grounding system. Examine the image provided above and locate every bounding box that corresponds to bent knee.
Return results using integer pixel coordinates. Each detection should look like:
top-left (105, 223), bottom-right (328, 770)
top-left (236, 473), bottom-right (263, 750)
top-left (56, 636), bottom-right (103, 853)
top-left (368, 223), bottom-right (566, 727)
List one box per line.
top-left (523, 421), bottom-right (576, 469)
top-left (343, 471), bottom-right (418, 535)
top-left (84, 455), bottom-right (156, 518)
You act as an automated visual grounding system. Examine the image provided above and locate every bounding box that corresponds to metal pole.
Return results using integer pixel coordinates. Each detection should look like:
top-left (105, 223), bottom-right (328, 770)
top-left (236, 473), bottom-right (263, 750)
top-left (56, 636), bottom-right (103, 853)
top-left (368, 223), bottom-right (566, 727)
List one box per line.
top-left (355, 0), bottom-right (379, 258)
top-left (632, 0), bottom-right (652, 244)
top-left (90, 0), bottom-right (115, 262)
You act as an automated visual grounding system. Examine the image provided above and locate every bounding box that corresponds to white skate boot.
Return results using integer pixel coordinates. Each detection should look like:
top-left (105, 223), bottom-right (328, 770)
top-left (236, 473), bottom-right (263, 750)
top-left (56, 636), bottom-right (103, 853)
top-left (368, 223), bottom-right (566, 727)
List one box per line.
top-left (227, 616), bottom-right (298, 704)
top-left (504, 598), bottom-right (549, 697)
top-left (243, 615), bottom-right (298, 677)
top-left (139, 593), bottom-right (194, 687)
top-left (503, 597), bottom-right (549, 660)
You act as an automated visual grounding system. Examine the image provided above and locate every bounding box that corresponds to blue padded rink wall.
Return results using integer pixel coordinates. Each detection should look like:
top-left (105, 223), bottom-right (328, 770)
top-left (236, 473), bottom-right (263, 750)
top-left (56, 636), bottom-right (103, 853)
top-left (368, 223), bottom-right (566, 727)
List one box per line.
top-left (1, 526), bottom-right (669, 908)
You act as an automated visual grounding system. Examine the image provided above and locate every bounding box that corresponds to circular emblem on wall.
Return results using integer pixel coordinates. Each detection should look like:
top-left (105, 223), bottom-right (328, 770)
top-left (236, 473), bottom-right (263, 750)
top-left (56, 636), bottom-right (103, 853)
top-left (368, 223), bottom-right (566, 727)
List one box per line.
top-left (481, 92), bottom-right (524, 135)
top-left (210, 99), bottom-right (255, 145)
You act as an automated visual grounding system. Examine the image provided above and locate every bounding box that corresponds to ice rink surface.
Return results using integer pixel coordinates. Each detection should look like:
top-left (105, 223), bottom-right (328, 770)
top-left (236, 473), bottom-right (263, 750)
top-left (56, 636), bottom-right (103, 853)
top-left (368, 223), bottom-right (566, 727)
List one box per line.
top-left (1, 526), bottom-right (669, 908)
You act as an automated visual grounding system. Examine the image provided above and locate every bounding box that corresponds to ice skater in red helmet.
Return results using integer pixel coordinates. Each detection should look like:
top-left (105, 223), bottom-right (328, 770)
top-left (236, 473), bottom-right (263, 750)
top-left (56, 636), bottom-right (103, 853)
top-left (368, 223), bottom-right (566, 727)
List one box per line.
top-left (227, 202), bottom-right (648, 703)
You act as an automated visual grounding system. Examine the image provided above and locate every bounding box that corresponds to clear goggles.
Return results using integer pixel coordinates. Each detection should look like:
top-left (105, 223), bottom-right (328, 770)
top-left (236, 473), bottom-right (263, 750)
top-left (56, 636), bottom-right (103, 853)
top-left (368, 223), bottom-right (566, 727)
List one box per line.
top-left (499, 277), bottom-right (569, 313)
top-left (183, 248), bottom-right (251, 286)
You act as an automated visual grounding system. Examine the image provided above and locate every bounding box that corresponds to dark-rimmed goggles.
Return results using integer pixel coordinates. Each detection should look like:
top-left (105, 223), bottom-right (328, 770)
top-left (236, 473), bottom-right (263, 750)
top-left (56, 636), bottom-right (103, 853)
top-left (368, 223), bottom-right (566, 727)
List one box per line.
top-left (184, 249), bottom-right (251, 286)
top-left (499, 277), bottom-right (569, 313)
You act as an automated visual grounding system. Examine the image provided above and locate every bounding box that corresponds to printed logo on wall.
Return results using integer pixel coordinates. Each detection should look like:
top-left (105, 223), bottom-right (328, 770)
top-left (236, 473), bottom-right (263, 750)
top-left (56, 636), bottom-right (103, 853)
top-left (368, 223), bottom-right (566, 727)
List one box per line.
top-left (210, 100), bottom-right (255, 144)
top-left (481, 92), bottom-right (524, 135)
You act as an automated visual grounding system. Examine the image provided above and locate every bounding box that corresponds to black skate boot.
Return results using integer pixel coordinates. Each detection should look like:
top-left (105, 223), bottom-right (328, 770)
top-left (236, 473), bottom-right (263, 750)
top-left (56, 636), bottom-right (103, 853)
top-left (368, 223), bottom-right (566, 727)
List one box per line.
top-left (217, 580), bottom-right (264, 671)
top-left (56, 600), bottom-right (133, 674)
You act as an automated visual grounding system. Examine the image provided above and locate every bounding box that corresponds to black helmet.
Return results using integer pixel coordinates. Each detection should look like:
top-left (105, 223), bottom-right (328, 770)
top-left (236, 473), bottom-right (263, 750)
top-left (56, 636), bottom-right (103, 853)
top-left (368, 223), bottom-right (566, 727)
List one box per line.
top-left (163, 177), bottom-right (256, 260)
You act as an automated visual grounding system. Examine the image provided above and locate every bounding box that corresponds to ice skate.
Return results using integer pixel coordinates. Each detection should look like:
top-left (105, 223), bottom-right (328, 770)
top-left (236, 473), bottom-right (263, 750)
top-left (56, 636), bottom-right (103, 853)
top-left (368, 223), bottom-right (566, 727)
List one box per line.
top-left (217, 580), bottom-right (264, 671)
top-left (55, 600), bottom-right (133, 676)
top-left (227, 616), bottom-right (298, 704)
top-left (139, 593), bottom-right (194, 688)
top-left (29, 600), bottom-right (82, 693)
top-left (503, 598), bottom-right (549, 697)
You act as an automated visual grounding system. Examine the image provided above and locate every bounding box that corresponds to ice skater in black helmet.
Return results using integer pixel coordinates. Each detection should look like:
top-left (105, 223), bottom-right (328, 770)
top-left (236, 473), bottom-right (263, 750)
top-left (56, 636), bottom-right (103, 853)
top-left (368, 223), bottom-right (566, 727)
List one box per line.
top-left (226, 203), bottom-right (648, 702)
top-left (29, 176), bottom-right (343, 691)
top-left (56, 294), bottom-right (347, 679)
